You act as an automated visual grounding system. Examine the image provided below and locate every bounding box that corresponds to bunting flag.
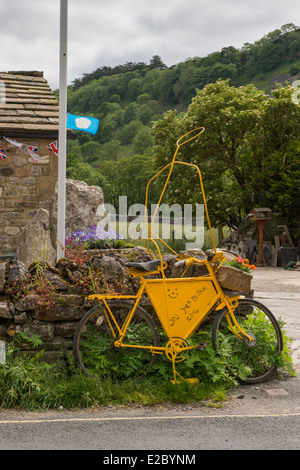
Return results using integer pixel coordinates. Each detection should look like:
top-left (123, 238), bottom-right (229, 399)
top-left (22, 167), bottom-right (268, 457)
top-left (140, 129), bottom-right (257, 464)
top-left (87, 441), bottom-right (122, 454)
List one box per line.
top-left (46, 140), bottom-right (59, 156)
top-left (24, 145), bottom-right (39, 163)
top-left (4, 137), bottom-right (23, 149)
top-left (3, 137), bottom-right (39, 163)
top-left (67, 113), bottom-right (99, 135)
top-left (0, 146), bottom-right (7, 160)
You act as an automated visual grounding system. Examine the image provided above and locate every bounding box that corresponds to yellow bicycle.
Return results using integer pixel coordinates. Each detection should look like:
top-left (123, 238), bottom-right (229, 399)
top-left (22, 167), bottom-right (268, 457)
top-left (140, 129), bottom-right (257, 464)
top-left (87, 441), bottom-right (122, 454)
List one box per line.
top-left (73, 129), bottom-right (283, 384)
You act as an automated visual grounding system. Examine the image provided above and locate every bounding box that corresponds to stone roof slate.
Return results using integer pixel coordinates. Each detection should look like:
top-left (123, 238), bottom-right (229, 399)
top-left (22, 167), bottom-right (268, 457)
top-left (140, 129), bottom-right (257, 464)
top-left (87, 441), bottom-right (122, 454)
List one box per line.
top-left (0, 71), bottom-right (59, 138)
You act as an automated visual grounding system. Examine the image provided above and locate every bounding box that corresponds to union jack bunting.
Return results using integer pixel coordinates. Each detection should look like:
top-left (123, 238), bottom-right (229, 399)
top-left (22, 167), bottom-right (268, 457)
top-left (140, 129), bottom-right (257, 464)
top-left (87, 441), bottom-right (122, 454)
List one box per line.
top-left (0, 146), bottom-right (7, 160)
top-left (3, 137), bottom-right (39, 163)
top-left (4, 136), bottom-right (23, 148)
top-left (24, 145), bottom-right (39, 163)
top-left (46, 140), bottom-right (59, 156)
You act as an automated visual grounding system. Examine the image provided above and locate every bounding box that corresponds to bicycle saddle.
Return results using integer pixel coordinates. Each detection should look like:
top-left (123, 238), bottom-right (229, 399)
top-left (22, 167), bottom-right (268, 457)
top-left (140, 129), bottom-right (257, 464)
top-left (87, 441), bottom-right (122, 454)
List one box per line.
top-left (126, 260), bottom-right (162, 272)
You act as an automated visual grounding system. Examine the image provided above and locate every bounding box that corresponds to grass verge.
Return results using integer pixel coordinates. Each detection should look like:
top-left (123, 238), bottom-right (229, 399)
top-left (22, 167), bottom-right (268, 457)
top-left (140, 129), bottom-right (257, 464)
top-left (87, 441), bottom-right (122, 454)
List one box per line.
top-left (0, 321), bottom-right (295, 412)
top-left (0, 349), bottom-right (229, 411)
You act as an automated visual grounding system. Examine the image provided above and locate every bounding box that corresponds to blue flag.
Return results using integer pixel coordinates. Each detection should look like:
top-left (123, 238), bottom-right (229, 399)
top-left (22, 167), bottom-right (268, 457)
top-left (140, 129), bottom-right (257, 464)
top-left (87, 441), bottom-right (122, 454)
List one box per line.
top-left (67, 113), bottom-right (99, 135)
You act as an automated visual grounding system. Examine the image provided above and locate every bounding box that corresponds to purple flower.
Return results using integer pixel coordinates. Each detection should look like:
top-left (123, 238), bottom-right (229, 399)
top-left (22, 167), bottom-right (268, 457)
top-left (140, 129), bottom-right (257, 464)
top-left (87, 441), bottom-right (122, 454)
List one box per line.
top-left (65, 226), bottom-right (123, 249)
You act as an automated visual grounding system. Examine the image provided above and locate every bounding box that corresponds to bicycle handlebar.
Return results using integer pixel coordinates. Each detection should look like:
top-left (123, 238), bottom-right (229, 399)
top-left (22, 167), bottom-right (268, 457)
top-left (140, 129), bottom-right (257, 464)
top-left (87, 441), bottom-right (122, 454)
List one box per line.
top-left (174, 257), bottom-right (206, 268)
top-left (174, 252), bottom-right (224, 268)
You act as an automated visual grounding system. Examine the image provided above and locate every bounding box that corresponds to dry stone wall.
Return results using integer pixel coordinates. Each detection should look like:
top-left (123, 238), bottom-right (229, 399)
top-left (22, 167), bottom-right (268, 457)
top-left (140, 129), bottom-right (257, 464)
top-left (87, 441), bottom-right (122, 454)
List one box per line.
top-left (0, 246), bottom-right (253, 361)
top-left (0, 247), bottom-right (209, 360)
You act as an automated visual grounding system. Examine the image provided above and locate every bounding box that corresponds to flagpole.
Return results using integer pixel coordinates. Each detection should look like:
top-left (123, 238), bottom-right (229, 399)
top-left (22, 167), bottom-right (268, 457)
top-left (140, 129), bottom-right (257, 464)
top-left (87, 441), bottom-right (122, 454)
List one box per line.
top-left (57, 0), bottom-right (68, 260)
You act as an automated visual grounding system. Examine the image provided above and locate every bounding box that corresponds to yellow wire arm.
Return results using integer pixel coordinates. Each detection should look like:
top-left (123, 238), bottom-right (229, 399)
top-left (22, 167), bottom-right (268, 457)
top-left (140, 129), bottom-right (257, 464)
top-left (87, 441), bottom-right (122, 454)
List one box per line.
top-left (144, 127), bottom-right (216, 259)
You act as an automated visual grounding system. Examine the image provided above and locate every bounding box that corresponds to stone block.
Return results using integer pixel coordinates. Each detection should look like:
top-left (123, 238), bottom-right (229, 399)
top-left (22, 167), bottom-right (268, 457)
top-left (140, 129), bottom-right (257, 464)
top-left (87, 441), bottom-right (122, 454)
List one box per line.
top-left (16, 208), bottom-right (56, 267)
top-left (31, 295), bottom-right (85, 322)
top-left (0, 302), bottom-right (12, 319)
top-left (49, 179), bottom-right (108, 244)
top-left (6, 259), bottom-right (27, 284)
top-left (0, 263), bottom-right (5, 293)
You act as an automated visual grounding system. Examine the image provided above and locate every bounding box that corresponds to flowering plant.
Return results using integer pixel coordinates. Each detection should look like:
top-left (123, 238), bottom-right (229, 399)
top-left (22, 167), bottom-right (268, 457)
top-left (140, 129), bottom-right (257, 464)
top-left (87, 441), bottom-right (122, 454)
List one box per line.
top-left (65, 225), bottom-right (125, 250)
top-left (222, 256), bottom-right (256, 274)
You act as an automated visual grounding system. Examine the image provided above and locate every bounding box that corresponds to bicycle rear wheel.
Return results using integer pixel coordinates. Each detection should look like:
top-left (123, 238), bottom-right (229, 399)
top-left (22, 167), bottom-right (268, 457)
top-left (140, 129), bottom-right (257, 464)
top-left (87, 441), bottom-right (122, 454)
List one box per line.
top-left (212, 298), bottom-right (283, 384)
top-left (73, 300), bottom-right (160, 378)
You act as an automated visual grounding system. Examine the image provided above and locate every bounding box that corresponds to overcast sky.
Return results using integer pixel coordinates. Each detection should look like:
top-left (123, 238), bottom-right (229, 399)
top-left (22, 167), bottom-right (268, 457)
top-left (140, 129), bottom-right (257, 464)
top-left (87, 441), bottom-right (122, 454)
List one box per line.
top-left (1, 0), bottom-right (300, 90)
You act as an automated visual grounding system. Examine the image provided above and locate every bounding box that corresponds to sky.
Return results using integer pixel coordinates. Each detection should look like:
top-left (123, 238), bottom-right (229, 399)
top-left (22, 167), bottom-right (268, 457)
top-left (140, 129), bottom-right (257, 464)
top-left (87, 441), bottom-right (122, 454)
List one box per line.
top-left (0, 0), bottom-right (300, 90)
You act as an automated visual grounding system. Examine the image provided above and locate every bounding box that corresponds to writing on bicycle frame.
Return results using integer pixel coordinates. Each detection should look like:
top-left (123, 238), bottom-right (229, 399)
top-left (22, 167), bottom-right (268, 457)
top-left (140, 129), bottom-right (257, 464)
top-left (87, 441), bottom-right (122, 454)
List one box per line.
top-left (169, 286), bottom-right (208, 327)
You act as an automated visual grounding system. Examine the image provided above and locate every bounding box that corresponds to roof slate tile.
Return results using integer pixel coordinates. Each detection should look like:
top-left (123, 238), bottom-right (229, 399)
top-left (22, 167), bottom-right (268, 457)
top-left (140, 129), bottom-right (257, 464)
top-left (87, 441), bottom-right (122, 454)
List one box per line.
top-left (0, 71), bottom-right (59, 137)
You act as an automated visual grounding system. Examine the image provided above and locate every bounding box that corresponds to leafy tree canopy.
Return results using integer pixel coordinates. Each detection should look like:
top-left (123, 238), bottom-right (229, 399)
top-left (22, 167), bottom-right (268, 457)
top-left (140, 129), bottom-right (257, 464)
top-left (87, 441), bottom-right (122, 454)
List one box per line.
top-left (152, 80), bottom-right (300, 231)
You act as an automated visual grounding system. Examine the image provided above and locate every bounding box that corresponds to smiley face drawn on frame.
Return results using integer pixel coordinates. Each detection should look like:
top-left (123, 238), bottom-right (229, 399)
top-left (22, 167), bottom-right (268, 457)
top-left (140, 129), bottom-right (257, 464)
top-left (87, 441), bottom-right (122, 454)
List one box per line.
top-left (167, 288), bottom-right (178, 299)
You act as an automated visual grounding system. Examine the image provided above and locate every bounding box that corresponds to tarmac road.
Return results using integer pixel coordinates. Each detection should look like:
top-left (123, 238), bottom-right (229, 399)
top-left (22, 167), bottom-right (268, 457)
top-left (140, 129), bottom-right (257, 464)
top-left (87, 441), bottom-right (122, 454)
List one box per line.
top-left (251, 266), bottom-right (300, 339)
top-left (0, 266), bottom-right (299, 451)
top-left (251, 266), bottom-right (300, 366)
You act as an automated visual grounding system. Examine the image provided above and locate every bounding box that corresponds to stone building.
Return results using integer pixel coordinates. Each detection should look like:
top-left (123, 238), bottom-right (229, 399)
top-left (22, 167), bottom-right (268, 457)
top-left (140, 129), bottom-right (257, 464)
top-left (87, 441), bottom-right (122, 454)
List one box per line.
top-left (0, 71), bottom-right (59, 260)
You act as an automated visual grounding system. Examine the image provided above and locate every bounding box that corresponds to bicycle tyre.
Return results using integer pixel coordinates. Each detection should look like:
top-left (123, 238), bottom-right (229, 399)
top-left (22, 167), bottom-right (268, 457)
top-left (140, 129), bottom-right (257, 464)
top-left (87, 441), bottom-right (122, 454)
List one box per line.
top-left (212, 298), bottom-right (283, 384)
top-left (73, 300), bottom-right (160, 377)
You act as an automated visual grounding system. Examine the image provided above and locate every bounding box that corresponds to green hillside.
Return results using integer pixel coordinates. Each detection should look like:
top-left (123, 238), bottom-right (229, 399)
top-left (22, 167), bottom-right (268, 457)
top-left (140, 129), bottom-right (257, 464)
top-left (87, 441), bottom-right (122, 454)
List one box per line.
top-left (65, 23), bottom-right (300, 240)
top-left (66, 22), bottom-right (300, 151)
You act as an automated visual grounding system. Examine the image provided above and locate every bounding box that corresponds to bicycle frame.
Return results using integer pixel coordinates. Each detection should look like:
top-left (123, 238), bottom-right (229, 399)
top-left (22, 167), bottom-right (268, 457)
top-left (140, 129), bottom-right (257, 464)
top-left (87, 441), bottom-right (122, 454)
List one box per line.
top-left (88, 256), bottom-right (247, 351)
top-left (88, 128), bottom-right (253, 383)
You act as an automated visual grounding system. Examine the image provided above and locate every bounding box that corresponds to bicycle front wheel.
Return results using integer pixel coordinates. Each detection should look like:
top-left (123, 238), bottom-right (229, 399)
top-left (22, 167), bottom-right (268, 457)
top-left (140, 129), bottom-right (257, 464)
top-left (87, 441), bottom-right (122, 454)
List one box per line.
top-left (73, 300), bottom-right (160, 378)
top-left (212, 298), bottom-right (283, 384)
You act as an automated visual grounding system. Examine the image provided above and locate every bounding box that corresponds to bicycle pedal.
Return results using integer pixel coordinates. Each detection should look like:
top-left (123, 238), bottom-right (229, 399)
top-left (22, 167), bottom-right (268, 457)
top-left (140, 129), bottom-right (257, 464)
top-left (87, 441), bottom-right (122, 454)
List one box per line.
top-left (196, 342), bottom-right (207, 351)
top-left (171, 378), bottom-right (199, 385)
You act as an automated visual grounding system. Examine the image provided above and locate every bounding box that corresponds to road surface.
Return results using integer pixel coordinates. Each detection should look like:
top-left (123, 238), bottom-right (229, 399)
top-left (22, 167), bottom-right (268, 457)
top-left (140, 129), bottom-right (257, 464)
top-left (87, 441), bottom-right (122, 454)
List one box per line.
top-left (0, 266), bottom-right (299, 451)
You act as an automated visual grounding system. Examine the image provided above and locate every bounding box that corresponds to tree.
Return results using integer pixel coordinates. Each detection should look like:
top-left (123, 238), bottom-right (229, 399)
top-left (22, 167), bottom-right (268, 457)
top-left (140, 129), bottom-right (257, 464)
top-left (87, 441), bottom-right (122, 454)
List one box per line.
top-left (116, 120), bottom-right (143, 145)
top-left (99, 155), bottom-right (159, 210)
top-left (80, 140), bottom-right (122, 163)
top-left (152, 80), bottom-right (300, 229)
top-left (66, 152), bottom-right (110, 195)
top-left (80, 141), bottom-right (103, 163)
top-left (220, 46), bottom-right (241, 67)
top-left (149, 55), bottom-right (167, 70)
top-left (133, 127), bottom-right (154, 154)
top-left (267, 151), bottom-right (300, 239)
